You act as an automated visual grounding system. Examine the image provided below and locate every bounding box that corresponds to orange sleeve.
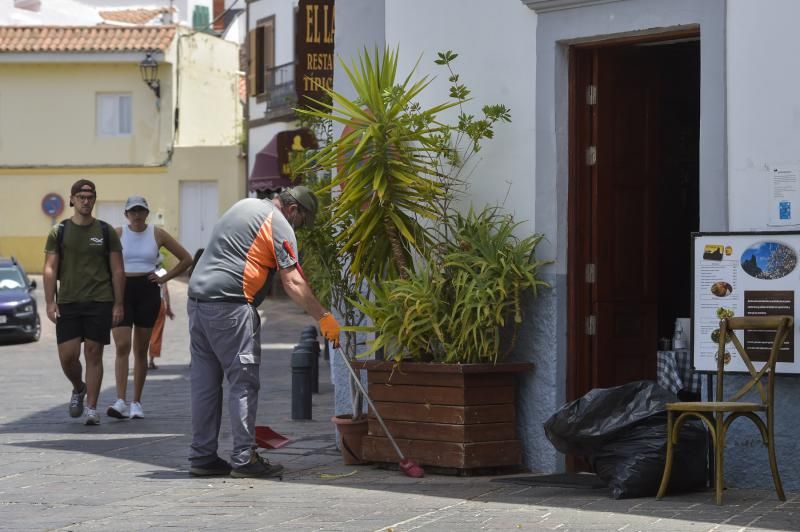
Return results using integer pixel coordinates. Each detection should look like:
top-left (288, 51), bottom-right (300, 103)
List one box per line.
top-left (242, 213), bottom-right (277, 303)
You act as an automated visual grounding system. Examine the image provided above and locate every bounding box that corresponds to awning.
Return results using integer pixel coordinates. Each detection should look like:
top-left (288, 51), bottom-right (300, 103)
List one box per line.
top-left (248, 128), bottom-right (318, 192)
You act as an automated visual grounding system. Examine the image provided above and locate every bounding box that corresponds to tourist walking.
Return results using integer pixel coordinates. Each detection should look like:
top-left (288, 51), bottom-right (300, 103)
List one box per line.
top-left (43, 179), bottom-right (125, 425)
top-left (107, 196), bottom-right (192, 420)
top-left (187, 186), bottom-right (341, 478)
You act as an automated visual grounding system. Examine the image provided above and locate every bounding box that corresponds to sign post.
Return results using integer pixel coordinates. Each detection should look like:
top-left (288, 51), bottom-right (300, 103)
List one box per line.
top-left (41, 193), bottom-right (64, 225)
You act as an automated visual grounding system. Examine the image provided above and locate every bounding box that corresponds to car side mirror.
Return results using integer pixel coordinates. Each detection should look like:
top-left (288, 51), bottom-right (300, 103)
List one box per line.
top-left (29, 279), bottom-right (37, 290)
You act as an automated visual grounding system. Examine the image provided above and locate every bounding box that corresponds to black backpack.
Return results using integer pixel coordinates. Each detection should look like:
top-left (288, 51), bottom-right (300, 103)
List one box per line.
top-left (56, 219), bottom-right (112, 280)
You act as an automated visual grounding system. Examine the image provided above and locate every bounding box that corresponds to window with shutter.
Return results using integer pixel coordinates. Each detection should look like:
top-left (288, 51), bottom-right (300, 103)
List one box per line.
top-left (248, 16), bottom-right (275, 98)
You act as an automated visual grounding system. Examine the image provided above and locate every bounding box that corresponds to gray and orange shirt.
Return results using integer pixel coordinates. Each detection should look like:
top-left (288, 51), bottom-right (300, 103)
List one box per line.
top-left (188, 198), bottom-right (298, 307)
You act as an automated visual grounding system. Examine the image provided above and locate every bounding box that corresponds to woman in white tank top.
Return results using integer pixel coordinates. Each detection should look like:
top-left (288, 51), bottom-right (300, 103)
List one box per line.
top-left (107, 195), bottom-right (193, 420)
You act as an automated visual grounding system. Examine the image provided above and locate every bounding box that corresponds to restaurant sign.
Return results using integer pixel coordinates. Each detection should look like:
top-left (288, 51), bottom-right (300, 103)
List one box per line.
top-left (692, 232), bottom-right (800, 373)
top-left (295, 0), bottom-right (334, 111)
top-left (277, 128), bottom-right (318, 177)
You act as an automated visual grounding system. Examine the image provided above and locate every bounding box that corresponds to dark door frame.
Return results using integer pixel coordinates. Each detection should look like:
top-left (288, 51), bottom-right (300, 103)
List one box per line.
top-left (566, 28), bottom-right (701, 402)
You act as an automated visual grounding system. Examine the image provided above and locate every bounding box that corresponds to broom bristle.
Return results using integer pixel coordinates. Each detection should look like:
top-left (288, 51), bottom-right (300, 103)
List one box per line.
top-left (400, 458), bottom-right (425, 478)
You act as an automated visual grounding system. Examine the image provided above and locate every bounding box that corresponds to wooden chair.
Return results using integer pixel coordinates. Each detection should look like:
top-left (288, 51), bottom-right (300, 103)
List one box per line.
top-left (656, 315), bottom-right (793, 505)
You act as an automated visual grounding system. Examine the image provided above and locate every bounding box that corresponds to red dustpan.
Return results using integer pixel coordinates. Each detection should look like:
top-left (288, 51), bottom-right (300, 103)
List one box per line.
top-left (255, 426), bottom-right (291, 449)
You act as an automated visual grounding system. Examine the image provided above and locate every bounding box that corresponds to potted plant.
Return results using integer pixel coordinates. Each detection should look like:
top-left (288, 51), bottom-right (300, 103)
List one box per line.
top-left (294, 48), bottom-right (548, 472)
top-left (350, 207), bottom-right (548, 470)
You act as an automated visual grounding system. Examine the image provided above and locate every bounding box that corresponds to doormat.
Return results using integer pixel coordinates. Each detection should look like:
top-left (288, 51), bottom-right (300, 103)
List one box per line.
top-left (492, 473), bottom-right (607, 490)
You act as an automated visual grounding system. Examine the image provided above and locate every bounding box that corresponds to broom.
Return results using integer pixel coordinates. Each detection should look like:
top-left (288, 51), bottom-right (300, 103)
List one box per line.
top-left (334, 347), bottom-right (424, 478)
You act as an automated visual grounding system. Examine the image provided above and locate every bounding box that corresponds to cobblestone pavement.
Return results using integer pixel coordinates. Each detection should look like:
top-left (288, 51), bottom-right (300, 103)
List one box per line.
top-left (0, 277), bottom-right (799, 531)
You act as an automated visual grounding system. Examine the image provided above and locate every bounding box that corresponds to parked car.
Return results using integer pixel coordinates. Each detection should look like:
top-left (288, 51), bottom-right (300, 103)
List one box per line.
top-left (0, 257), bottom-right (40, 342)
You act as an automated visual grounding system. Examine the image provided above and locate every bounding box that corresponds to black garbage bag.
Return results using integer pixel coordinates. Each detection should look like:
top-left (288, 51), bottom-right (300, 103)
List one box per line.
top-left (544, 380), bottom-right (707, 499)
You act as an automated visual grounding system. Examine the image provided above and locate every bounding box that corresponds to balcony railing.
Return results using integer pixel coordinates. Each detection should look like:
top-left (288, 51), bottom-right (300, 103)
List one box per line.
top-left (265, 62), bottom-right (296, 113)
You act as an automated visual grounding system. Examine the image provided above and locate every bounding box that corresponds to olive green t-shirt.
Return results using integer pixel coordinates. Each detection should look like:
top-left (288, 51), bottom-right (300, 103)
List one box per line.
top-left (44, 220), bottom-right (123, 304)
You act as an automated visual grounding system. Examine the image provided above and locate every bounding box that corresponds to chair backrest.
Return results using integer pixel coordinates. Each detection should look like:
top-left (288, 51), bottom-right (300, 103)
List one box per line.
top-left (716, 316), bottom-right (793, 405)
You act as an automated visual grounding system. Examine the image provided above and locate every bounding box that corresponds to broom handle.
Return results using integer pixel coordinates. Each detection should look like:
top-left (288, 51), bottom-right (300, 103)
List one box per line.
top-left (335, 347), bottom-right (406, 461)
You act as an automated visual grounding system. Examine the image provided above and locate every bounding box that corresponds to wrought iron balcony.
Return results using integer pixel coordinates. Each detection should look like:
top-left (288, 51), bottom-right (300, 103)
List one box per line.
top-left (265, 62), bottom-right (296, 113)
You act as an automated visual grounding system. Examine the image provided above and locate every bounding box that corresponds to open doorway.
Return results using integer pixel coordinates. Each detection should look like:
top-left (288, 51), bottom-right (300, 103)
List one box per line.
top-left (567, 33), bottom-right (700, 403)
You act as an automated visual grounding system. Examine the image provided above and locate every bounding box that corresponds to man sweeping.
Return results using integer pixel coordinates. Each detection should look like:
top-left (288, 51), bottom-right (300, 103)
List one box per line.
top-left (187, 186), bottom-right (341, 478)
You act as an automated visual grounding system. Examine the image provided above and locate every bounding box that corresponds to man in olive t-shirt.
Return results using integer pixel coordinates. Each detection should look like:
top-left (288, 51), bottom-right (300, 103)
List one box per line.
top-left (43, 179), bottom-right (125, 426)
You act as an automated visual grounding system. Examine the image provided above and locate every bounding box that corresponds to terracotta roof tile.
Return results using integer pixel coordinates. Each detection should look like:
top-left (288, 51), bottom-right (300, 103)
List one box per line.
top-left (0, 26), bottom-right (177, 53)
top-left (98, 8), bottom-right (174, 25)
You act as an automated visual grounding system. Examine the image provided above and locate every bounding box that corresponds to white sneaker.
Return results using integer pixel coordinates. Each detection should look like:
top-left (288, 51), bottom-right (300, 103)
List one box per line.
top-left (106, 398), bottom-right (129, 419)
top-left (85, 408), bottom-right (100, 426)
top-left (130, 401), bottom-right (144, 419)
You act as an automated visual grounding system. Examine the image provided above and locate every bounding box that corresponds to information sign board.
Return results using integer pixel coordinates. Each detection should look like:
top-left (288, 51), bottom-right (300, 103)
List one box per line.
top-left (693, 232), bottom-right (800, 373)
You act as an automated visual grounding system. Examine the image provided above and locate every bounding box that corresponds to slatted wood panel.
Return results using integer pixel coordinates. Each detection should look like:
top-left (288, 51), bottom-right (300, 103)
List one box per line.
top-left (370, 402), bottom-right (516, 424)
top-left (358, 362), bottom-right (533, 471)
top-left (362, 437), bottom-right (522, 469)
top-left (367, 371), bottom-right (515, 388)
top-left (367, 385), bottom-right (514, 405)
top-left (368, 419), bottom-right (516, 442)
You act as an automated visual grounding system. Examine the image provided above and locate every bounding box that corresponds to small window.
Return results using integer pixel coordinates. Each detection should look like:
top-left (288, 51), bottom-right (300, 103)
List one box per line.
top-left (248, 17), bottom-right (275, 97)
top-left (96, 93), bottom-right (132, 137)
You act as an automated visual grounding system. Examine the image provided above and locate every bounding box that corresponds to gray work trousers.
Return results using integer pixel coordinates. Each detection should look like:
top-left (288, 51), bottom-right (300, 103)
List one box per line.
top-left (188, 299), bottom-right (261, 468)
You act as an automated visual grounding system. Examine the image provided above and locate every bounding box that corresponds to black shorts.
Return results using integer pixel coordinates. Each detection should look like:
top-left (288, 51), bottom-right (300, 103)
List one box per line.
top-left (56, 302), bottom-right (114, 345)
top-left (117, 276), bottom-right (162, 328)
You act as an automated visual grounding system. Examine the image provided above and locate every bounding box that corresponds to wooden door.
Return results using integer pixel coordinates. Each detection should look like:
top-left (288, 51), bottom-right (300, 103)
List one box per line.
top-left (569, 45), bottom-right (660, 401)
top-left (594, 47), bottom-right (659, 386)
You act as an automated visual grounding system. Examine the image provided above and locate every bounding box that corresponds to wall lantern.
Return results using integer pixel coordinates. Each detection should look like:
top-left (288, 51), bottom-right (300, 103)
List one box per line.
top-left (139, 52), bottom-right (161, 99)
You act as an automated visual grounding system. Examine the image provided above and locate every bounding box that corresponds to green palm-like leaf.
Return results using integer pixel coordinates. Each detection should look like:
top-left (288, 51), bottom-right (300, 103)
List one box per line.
top-left (295, 47), bottom-right (462, 282)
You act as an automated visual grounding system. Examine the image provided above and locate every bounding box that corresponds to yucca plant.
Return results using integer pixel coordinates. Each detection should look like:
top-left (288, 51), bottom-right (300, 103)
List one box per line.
top-left (294, 48), bottom-right (509, 283)
top-left (292, 47), bottom-right (533, 365)
top-left (294, 47), bottom-right (454, 281)
top-left (351, 206), bottom-right (551, 364)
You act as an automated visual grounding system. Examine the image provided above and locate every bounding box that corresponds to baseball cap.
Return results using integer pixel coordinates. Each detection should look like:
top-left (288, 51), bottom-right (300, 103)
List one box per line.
top-left (71, 179), bottom-right (96, 197)
top-left (286, 186), bottom-right (318, 227)
top-left (125, 196), bottom-right (150, 211)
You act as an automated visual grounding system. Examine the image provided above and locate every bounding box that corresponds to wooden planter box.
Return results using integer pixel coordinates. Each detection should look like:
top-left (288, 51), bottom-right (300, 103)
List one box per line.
top-left (358, 361), bottom-right (534, 473)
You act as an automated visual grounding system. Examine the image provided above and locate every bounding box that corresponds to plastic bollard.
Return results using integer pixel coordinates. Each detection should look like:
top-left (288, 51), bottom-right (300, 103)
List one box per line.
top-left (291, 345), bottom-right (314, 420)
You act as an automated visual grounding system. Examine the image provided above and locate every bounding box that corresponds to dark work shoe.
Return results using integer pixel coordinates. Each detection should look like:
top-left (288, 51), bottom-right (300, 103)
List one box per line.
top-left (230, 453), bottom-right (284, 479)
top-left (189, 457), bottom-right (232, 477)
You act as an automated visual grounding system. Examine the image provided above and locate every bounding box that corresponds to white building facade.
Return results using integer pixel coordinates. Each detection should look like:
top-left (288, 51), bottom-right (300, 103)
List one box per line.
top-left (334, 0), bottom-right (800, 490)
top-left (245, 0), bottom-right (300, 194)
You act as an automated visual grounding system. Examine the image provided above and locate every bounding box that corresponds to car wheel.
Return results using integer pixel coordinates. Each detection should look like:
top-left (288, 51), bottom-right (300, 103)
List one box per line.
top-left (26, 315), bottom-right (41, 342)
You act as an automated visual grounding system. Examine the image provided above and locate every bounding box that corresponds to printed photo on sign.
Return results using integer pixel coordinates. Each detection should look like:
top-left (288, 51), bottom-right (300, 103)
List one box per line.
top-left (740, 241), bottom-right (797, 280)
top-left (703, 244), bottom-right (724, 261)
top-left (710, 281), bottom-right (733, 297)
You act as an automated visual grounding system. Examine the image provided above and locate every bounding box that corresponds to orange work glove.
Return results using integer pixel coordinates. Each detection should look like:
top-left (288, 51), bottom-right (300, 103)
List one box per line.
top-left (319, 312), bottom-right (341, 348)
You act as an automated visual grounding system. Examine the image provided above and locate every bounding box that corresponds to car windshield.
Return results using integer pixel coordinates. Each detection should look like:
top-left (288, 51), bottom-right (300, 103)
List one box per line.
top-left (0, 267), bottom-right (25, 290)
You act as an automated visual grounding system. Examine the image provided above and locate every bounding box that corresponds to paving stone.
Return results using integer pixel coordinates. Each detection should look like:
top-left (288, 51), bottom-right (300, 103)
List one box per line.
top-left (1, 276), bottom-right (800, 530)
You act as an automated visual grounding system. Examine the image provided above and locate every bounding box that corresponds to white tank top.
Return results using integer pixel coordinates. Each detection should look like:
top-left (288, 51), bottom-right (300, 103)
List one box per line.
top-left (121, 224), bottom-right (159, 273)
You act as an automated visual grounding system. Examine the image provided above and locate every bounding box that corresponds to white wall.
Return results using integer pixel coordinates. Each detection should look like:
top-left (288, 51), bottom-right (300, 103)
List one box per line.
top-left (727, 0), bottom-right (800, 231)
top-left (248, 0), bottom-right (298, 122)
top-left (384, 0), bottom-right (537, 233)
top-left (246, 0), bottom-right (300, 175)
top-left (176, 31), bottom-right (242, 147)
